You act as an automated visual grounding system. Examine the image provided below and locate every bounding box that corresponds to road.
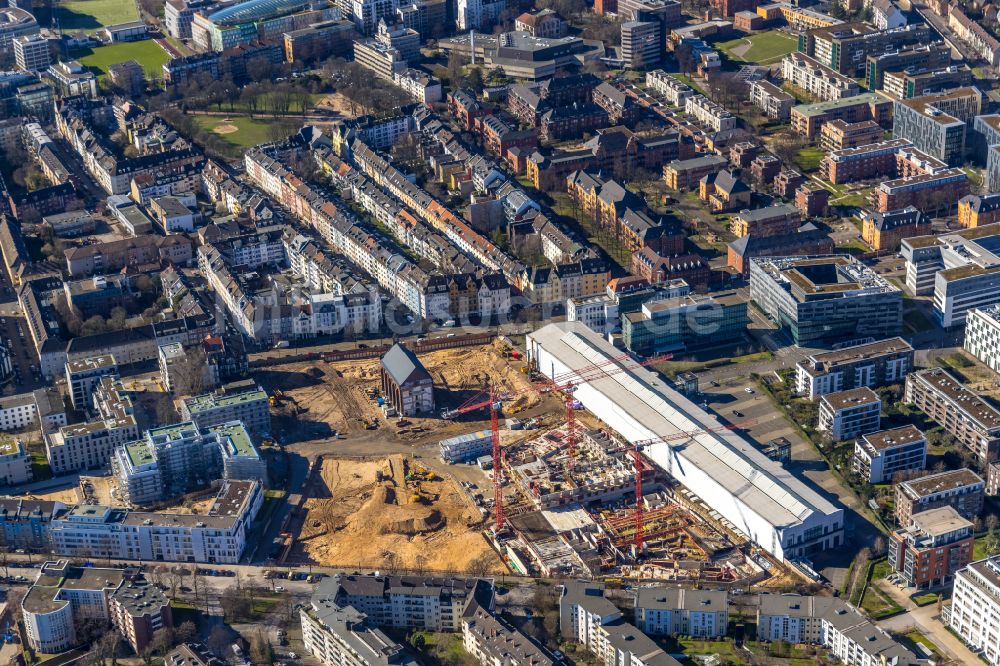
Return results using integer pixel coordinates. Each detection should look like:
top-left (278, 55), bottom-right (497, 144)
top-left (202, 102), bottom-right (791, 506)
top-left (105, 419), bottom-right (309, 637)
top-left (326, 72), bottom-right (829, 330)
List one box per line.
top-left (876, 580), bottom-right (980, 664)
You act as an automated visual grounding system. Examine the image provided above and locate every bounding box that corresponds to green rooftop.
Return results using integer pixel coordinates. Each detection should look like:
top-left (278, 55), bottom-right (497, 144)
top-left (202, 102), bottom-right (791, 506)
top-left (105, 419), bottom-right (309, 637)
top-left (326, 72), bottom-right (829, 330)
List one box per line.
top-left (0, 439), bottom-right (22, 456)
top-left (793, 92), bottom-right (889, 118)
top-left (209, 421), bottom-right (258, 458)
top-left (183, 388), bottom-right (268, 414)
top-left (125, 439), bottom-right (155, 467)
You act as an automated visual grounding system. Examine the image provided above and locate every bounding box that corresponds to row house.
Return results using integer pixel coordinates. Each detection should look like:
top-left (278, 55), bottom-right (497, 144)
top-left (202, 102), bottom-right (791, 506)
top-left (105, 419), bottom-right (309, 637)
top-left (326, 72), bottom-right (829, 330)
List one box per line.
top-left (540, 104), bottom-right (608, 142)
top-left (507, 74), bottom-right (599, 127)
top-left (519, 258), bottom-right (612, 305)
top-left (345, 138), bottom-right (525, 285)
top-left (528, 127), bottom-right (688, 190)
top-left (592, 82), bottom-right (640, 126)
top-left (631, 246), bottom-right (711, 286)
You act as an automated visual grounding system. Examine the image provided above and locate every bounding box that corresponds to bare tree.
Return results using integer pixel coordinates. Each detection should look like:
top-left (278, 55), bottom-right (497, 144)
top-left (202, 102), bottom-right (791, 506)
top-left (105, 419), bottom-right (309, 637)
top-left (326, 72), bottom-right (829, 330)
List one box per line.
top-left (465, 551), bottom-right (495, 577)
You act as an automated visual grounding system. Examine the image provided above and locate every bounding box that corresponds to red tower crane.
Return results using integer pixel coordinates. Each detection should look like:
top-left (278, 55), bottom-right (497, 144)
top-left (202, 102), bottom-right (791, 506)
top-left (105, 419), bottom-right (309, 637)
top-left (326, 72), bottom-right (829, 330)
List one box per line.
top-left (446, 351), bottom-right (673, 532)
top-left (630, 419), bottom-right (757, 552)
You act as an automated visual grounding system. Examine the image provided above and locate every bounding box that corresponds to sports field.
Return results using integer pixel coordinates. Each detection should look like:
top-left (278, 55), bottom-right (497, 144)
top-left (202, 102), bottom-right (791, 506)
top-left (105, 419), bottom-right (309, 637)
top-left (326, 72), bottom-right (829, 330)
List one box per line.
top-left (76, 41), bottom-right (171, 79)
top-left (193, 116), bottom-right (275, 148)
top-left (717, 30), bottom-right (799, 64)
top-left (56, 0), bottom-right (140, 32)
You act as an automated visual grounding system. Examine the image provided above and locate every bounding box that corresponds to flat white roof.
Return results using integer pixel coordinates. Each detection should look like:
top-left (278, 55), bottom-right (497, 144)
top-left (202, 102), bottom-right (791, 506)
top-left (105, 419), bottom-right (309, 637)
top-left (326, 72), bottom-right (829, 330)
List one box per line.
top-left (527, 322), bottom-right (841, 531)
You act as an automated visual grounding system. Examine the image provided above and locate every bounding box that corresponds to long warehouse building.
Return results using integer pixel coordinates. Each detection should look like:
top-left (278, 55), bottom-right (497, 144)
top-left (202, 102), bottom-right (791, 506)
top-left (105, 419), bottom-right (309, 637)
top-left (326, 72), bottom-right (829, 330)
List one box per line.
top-left (525, 322), bottom-right (845, 561)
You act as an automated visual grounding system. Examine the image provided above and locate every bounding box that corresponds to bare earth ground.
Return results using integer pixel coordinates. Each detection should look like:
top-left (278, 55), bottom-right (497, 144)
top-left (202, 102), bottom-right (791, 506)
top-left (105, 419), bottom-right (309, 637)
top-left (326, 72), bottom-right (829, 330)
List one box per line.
top-left (316, 93), bottom-right (359, 118)
top-left (297, 454), bottom-right (504, 573)
top-left (264, 341), bottom-right (552, 444)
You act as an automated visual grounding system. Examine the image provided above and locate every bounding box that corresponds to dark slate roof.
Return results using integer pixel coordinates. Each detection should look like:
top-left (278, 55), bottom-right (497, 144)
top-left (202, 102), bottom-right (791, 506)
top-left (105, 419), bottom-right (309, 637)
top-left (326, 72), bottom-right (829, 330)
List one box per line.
top-left (380, 343), bottom-right (431, 387)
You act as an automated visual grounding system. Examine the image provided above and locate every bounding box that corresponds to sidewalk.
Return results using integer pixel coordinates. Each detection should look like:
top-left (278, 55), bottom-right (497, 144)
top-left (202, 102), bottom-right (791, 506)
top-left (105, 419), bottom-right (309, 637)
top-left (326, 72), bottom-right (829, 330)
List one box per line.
top-left (875, 579), bottom-right (980, 664)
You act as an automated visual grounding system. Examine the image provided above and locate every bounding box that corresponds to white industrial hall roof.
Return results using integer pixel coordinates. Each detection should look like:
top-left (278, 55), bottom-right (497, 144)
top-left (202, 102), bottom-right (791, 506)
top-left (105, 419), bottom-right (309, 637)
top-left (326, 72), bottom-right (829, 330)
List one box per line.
top-left (526, 322), bottom-right (842, 533)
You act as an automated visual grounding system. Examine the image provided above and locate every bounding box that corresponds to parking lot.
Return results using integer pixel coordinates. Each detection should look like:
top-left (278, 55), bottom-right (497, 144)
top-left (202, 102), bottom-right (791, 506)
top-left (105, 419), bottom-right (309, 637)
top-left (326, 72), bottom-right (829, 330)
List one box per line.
top-left (696, 370), bottom-right (882, 586)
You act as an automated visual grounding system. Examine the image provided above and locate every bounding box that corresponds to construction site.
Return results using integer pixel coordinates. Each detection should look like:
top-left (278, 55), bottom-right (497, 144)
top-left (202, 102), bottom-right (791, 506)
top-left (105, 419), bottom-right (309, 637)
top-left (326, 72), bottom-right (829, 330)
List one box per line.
top-left (491, 424), bottom-right (772, 586)
top-left (269, 334), bottom-right (798, 588)
top-left (261, 338), bottom-right (559, 445)
top-left (294, 454), bottom-right (505, 573)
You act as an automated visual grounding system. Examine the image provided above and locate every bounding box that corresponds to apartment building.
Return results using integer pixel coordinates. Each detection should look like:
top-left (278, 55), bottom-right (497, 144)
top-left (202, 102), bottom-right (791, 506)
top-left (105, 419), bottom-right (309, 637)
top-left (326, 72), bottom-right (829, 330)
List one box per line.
top-left (883, 66), bottom-right (972, 101)
top-left (22, 560), bottom-right (171, 655)
top-left (308, 574), bottom-right (488, 632)
top-left (890, 506), bottom-right (973, 589)
top-left (113, 420), bottom-right (266, 506)
top-left (47, 479), bottom-right (263, 564)
top-left (775, 169), bottom-right (806, 198)
top-left (13, 34), bottom-right (50, 71)
top-left (853, 425), bottom-right (926, 484)
top-left (892, 87), bottom-right (983, 165)
top-left (45, 380), bottom-right (139, 475)
top-left (949, 557), bottom-right (1000, 664)
top-left (900, 224), bottom-right (1000, 325)
top-left (865, 43), bottom-right (952, 91)
top-left (621, 20), bottom-right (660, 69)
top-left (66, 354), bottom-right (118, 412)
top-left (462, 601), bottom-right (555, 666)
top-left (757, 594), bottom-right (920, 664)
top-left (663, 154), bottom-right (728, 190)
top-left (905, 367), bottom-right (1000, 465)
top-left (958, 193), bottom-right (1000, 229)
top-left (949, 4), bottom-right (1000, 66)
top-left (179, 383), bottom-right (270, 435)
top-left (781, 52), bottom-right (860, 101)
top-left (748, 255), bottom-right (902, 345)
top-left (818, 387), bottom-right (881, 441)
top-left (895, 468), bottom-right (985, 526)
top-left (795, 337), bottom-right (913, 400)
top-left (730, 204), bottom-right (800, 238)
top-left (790, 93), bottom-right (893, 138)
top-left (819, 138), bottom-right (911, 184)
top-left (749, 80), bottom-right (795, 120)
top-left (820, 119), bottom-right (883, 151)
top-left (861, 206), bottom-right (931, 252)
top-left (684, 95), bottom-right (736, 132)
top-left (634, 588), bottom-right (727, 638)
top-left (560, 581), bottom-right (681, 666)
top-left (0, 438), bottom-right (30, 486)
top-left (801, 22), bottom-right (931, 75)
top-left (727, 227), bottom-right (835, 275)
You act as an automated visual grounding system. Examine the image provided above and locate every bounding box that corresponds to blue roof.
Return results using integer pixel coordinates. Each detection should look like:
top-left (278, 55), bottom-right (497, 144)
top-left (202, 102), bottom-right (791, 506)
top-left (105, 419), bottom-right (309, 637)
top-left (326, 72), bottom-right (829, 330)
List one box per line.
top-left (207, 0), bottom-right (310, 25)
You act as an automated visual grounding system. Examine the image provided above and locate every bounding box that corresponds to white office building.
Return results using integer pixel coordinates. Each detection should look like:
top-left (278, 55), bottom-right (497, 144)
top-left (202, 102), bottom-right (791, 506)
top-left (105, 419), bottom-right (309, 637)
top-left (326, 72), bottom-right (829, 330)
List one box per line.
top-left (965, 305), bottom-right (1000, 374)
top-left (527, 322), bottom-right (845, 561)
top-left (950, 556), bottom-right (1000, 665)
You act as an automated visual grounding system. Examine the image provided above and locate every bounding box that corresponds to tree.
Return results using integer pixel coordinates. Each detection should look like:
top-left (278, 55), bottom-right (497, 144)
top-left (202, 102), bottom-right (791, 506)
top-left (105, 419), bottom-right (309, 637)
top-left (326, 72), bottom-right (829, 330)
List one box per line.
top-left (249, 630), bottom-right (273, 665)
top-left (446, 53), bottom-right (466, 87)
top-left (465, 551), bottom-right (495, 577)
top-left (220, 586), bottom-right (252, 622)
top-left (175, 621), bottom-right (198, 645)
top-left (151, 627), bottom-right (176, 656)
top-left (207, 625), bottom-right (231, 659)
top-left (168, 343), bottom-right (209, 396)
top-left (81, 315), bottom-right (107, 337)
top-left (96, 631), bottom-right (121, 666)
top-left (383, 551), bottom-right (404, 574)
top-left (464, 67), bottom-right (485, 94)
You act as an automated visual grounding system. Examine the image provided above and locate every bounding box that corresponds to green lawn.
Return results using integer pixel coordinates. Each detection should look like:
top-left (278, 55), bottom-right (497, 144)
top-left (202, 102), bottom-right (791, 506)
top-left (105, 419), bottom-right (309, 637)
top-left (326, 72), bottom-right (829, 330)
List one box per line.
top-left (193, 115), bottom-right (276, 148)
top-left (717, 30), bottom-right (799, 64)
top-left (56, 0), bottom-right (140, 32)
top-left (795, 146), bottom-right (826, 172)
top-left (74, 41), bottom-right (171, 79)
